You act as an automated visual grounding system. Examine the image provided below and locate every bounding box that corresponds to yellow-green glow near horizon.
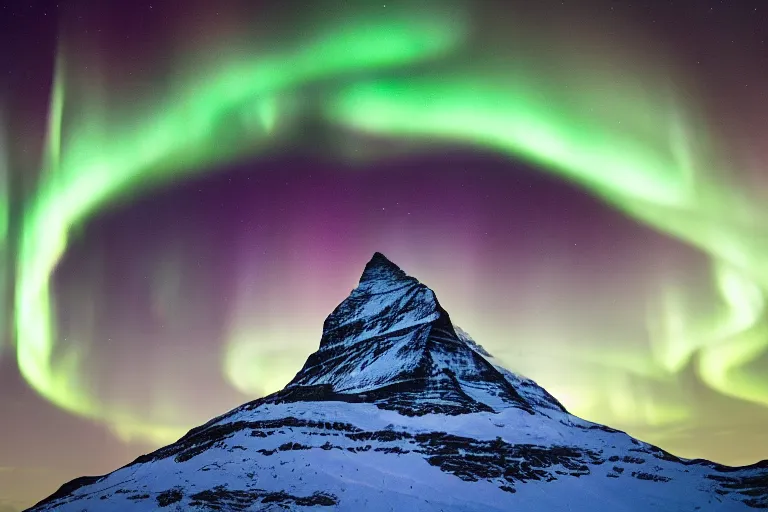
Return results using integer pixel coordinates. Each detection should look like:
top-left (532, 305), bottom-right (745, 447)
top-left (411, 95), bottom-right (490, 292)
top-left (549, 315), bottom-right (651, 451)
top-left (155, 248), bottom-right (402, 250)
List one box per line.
top-left (9, 1), bottom-right (768, 461)
top-left (0, 108), bottom-right (7, 362)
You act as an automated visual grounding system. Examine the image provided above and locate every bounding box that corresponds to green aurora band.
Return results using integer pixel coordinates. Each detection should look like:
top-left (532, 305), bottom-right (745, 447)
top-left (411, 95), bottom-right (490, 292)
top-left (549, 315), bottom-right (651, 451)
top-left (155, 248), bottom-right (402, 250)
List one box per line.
top-left (15, 4), bottom-right (467, 443)
top-left (10, 2), bottom-right (768, 451)
top-left (324, 75), bottom-right (768, 413)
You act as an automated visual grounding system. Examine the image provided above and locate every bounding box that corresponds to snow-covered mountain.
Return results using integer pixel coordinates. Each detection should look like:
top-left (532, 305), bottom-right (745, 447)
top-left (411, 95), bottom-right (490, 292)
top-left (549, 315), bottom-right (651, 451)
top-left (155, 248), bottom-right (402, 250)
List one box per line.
top-left (28, 253), bottom-right (768, 511)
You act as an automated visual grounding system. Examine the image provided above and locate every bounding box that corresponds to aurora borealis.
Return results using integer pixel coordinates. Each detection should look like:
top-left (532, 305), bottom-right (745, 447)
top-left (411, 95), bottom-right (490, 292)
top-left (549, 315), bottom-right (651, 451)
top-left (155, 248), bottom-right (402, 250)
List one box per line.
top-left (2, 0), bottom-right (768, 509)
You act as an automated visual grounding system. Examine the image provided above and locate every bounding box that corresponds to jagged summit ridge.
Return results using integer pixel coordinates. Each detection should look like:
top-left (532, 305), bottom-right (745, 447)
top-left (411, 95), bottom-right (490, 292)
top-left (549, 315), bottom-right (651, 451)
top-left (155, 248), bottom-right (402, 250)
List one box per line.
top-left (285, 252), bottom-right (566, 416)
top-left (359, 251), bottom-right (409, 285)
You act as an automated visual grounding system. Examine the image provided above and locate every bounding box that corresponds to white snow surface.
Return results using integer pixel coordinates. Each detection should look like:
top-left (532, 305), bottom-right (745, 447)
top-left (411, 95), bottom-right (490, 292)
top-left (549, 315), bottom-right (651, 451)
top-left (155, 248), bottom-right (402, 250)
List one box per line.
top-left (29, 400), bottom-right (760, 511)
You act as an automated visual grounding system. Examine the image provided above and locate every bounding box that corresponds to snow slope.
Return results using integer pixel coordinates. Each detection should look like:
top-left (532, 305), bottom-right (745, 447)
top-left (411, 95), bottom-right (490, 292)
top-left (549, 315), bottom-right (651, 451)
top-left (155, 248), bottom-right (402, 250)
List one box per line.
top-left (28, 253), bottom-right (768, 511)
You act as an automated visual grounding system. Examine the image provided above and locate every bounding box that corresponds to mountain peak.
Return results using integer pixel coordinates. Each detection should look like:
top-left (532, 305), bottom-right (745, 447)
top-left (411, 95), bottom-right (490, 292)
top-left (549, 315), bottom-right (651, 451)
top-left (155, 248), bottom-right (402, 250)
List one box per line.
top-left (30, 253), bottom-right (768, 512)
top-left (359, 251), bottom-right (407, 284)
top-left (285, 253), bottom-right (567, 416)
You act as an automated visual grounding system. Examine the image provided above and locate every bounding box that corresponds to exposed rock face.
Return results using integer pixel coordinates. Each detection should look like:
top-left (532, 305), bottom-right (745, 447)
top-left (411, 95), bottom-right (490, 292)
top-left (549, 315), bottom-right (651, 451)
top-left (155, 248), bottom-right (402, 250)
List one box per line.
top-left (287, 252), bottom-right (564, 417)
top-left (28, 253), bottom-right (768, 511)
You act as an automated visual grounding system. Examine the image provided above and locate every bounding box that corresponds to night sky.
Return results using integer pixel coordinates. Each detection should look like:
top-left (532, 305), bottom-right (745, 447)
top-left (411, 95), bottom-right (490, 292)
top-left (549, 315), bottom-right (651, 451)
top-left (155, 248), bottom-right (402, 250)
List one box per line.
top-left (2, 0), bottom-right (768, 509)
